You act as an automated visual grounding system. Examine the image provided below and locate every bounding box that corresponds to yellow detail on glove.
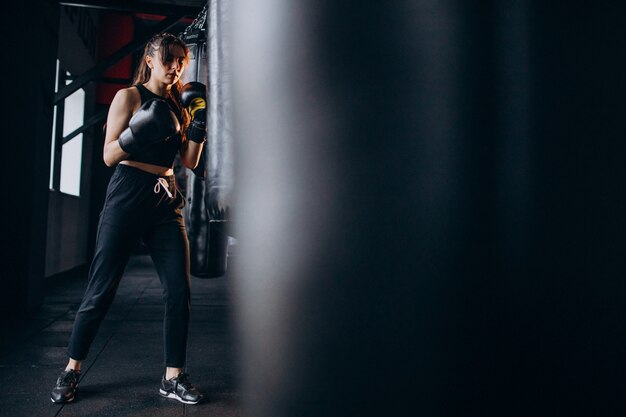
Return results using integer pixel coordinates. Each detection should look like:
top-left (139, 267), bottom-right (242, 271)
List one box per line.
top-left (189, 97), bottom-right (206, 119)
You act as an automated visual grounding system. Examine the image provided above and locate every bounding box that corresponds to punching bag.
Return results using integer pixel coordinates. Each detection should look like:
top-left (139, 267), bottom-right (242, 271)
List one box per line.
top-left (181, 0), bottom-right (233, 278)
top-left (203, 0), bottom-right (233, 278)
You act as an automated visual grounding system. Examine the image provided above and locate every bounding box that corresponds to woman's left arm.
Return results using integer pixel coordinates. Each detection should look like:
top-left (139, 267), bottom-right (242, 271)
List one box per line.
top-left (180, 140), bottom-right (204, 170)
top-left (179, 82), bottom-right (208, 170)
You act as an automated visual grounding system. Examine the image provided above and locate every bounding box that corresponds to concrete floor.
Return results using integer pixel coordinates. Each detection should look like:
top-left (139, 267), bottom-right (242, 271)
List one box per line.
top-left (0, 255), bottom-right (241, 417)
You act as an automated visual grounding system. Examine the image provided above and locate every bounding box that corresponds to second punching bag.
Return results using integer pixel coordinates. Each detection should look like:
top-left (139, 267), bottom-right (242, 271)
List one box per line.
top-left (202, 0), bottom-right (233, 278)
top-left (181, 0), bottom-right (233, 278)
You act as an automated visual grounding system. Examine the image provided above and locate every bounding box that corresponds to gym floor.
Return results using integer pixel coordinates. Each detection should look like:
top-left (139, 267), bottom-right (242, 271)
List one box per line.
top-left (0, 255), bottom-right (240, 416)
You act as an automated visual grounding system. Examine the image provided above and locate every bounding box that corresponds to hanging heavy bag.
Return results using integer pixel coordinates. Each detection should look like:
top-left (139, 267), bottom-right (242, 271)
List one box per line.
top-left (181, 10), bottom-right (234, 278)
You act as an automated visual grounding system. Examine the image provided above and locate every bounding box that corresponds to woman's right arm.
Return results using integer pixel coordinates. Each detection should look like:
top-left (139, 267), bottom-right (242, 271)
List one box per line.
top-left (103, 88), bottom-right (138, 167)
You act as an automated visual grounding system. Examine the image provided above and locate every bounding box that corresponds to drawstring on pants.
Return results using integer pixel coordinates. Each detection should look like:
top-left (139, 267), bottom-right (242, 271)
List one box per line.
top-left (154, 177), bottom-right (173, 198)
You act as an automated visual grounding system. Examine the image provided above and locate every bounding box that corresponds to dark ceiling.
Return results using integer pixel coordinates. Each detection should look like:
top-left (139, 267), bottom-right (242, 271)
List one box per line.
top-left (58, 0), bottom-right (206, 17)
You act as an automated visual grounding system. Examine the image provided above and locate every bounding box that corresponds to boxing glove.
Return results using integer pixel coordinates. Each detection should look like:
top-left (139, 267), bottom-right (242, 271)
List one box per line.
top-left (118, 99), bottom-right (181, 154)
top-left (181, 82), bottom-right (207, 143)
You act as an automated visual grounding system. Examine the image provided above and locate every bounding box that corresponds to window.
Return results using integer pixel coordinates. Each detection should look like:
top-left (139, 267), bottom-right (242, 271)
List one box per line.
top-left (49, 62), bottom-right (86, 197)
top-left (49, 60), bottom-right (60, 190)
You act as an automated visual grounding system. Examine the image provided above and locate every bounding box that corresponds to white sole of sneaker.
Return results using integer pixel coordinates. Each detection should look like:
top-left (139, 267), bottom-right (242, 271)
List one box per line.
top-left (51, 396), bottom-right (74, 404)
top-left (159, 389), bottom-right (200, 405)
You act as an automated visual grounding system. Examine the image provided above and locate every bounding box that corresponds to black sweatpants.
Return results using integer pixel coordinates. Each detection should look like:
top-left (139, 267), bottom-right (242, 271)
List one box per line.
top-left (67, 163), bottom-right (191, 368)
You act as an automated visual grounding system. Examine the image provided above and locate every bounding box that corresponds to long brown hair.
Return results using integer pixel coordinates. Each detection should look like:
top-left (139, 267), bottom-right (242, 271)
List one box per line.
top-left (132, 32), bottom-right (191, 139)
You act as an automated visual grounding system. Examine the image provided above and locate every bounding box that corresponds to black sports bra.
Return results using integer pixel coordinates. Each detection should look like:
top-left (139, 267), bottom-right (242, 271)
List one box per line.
top-left (125, 84), bottom-right (183, 168)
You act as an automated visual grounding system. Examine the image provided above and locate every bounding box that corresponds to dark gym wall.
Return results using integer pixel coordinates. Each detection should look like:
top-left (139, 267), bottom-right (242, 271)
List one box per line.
top-left (230, 1), bottom-right (625, 416)
top-left (521, 2), bottom-right (626, 413)
top-left (1, 2), bottom-right (60, 313)
top-left (45, 6), bottom-right (99, 278)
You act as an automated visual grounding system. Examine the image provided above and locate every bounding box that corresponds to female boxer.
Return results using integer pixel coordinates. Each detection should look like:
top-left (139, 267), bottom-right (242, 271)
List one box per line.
top-left (50, 32), bottom-right (207, 405)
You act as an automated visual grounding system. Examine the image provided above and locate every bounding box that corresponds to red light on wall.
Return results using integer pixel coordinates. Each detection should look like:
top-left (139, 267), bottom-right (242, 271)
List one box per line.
top-left (96, 13), bottom-right (134, 105)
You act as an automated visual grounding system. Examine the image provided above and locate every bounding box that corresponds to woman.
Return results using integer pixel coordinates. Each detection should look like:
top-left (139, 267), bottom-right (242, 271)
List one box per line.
top-left (50, 32), bottom-right (207, 405)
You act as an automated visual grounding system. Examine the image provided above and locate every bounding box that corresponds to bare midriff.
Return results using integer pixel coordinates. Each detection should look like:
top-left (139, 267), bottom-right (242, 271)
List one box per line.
top-left (120, 160), bottom-right (174, 176)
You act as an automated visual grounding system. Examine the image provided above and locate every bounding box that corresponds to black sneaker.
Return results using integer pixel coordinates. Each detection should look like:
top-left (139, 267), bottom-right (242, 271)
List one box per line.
top-left (51, 369), bottom-right (80, 404)
top-left (159, 372), bottom-right (203, 404)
